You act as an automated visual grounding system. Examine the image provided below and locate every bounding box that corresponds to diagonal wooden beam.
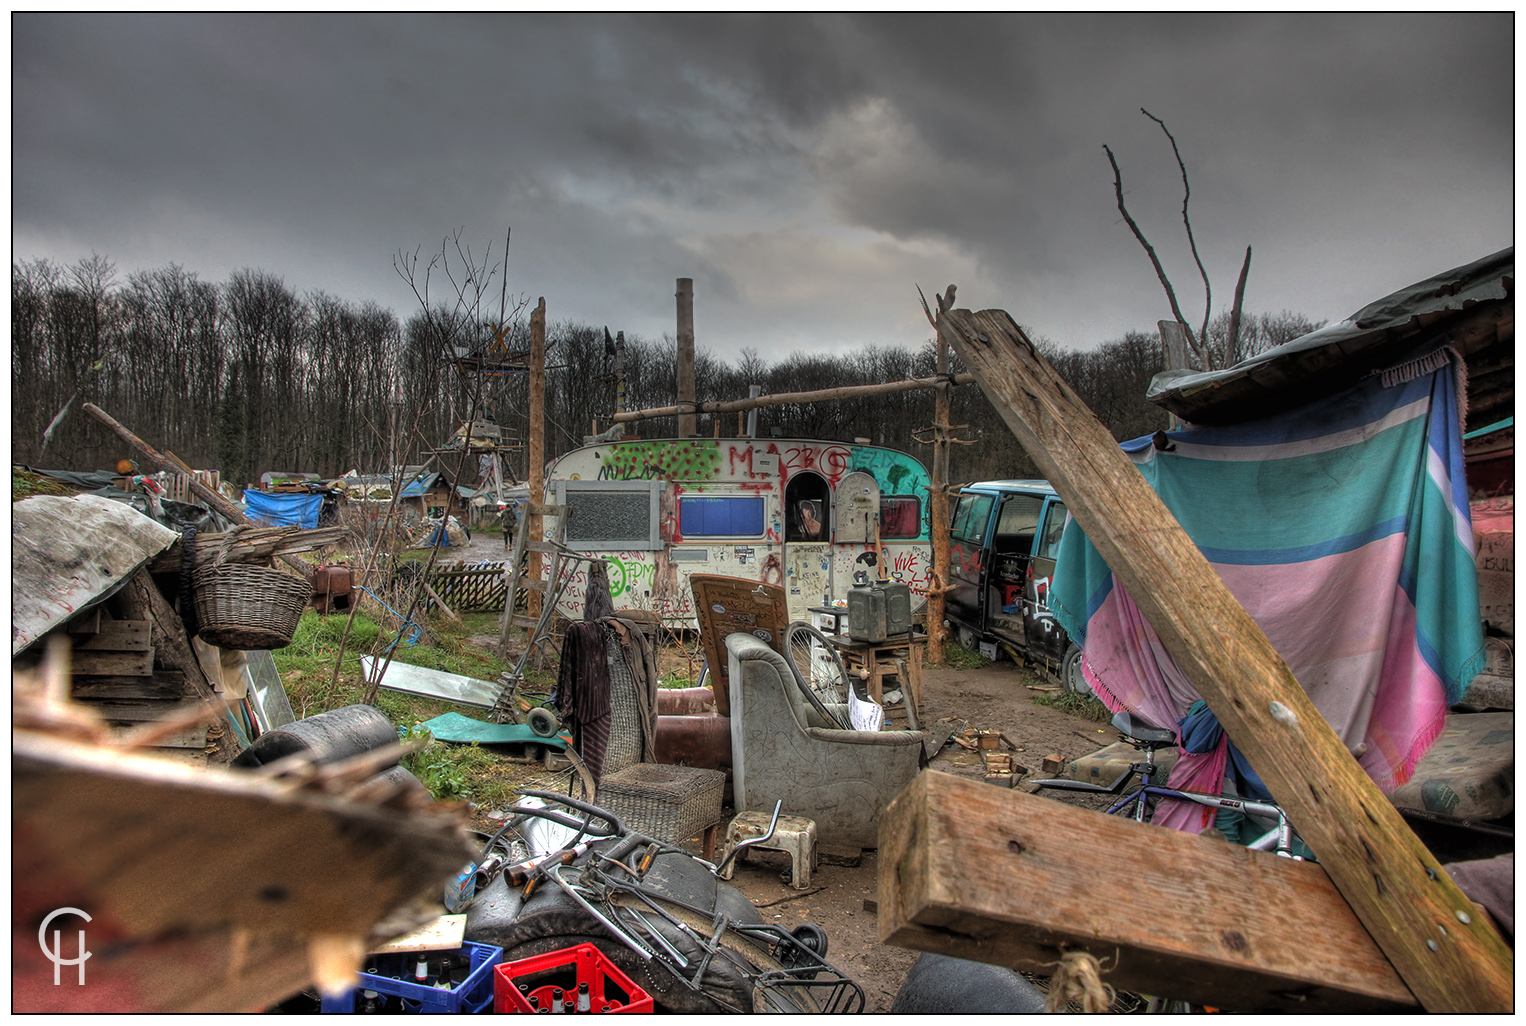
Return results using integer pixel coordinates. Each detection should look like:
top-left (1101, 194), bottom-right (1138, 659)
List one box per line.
top-left (934, 306), bottom-right (1511, 1012)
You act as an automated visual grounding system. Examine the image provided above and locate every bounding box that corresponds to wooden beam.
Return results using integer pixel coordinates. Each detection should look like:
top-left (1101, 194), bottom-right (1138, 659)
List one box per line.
top-left (934, 306), bottom-right (1512, 1011)
top-left (879, 772), bottom-right (1416, 1012)
top-left (80, 404), bottom-right (310, 576)
top-left (526, 298), bottom-right (547, 621)
top-left (676, 277), bottom-right (696, 438)
top-left (421, 582), bottom-right (462, 624)
top-left (612, 373), bottom-right (978, 424)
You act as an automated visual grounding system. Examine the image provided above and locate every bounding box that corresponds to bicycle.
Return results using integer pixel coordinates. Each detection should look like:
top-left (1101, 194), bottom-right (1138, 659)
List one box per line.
top-left (1028, 709), bottom-right (1313, 862)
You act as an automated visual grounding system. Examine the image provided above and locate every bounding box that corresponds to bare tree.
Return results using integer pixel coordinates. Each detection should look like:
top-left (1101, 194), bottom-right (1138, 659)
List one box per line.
top-left (1104, 109), bottom-right (1254, 371)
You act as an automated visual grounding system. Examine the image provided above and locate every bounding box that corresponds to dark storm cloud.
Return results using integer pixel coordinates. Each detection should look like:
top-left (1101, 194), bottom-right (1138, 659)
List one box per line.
top-left (12, 13), bottom-right (1513, 359)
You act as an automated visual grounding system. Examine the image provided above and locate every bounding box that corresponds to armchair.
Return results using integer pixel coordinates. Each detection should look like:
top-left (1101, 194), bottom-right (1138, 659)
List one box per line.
top-left (726, 632), bottom-right (925, 849)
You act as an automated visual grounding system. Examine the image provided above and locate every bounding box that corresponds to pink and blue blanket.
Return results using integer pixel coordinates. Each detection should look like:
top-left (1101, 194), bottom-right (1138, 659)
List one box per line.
top-left (1050, 347), bottom-right (1484, 827)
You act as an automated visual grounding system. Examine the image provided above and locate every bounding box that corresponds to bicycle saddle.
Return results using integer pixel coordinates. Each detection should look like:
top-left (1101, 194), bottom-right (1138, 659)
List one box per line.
top-left (1111, 710), bottom-right (1177, 745)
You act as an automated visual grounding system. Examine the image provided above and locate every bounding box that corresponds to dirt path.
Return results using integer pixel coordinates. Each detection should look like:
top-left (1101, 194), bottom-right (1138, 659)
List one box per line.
top-left (714, 655), bottom-right (1112, 1012)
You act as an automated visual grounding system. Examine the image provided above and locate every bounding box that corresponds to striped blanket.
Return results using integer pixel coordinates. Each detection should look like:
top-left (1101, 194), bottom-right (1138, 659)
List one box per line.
top-left (1050, 346), bottom-right (1484, 826)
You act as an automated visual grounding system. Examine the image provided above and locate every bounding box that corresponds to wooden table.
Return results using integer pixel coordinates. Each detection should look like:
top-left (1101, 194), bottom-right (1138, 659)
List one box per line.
top-left (824, 631), bottom-right (925, 729)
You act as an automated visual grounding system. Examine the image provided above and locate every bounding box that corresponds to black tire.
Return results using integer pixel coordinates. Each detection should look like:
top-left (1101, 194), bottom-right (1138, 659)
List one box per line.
top-left (527, 706), bottom-right (560, 738)
top-left (1061, 643), bottom-right (1092, 697)
top-left (783, 621), bottom-right (850, 728)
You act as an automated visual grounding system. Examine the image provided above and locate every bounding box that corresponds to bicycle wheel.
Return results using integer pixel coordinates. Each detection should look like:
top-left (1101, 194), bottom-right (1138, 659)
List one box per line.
top-left (784, 621), bottom-right (850, 728)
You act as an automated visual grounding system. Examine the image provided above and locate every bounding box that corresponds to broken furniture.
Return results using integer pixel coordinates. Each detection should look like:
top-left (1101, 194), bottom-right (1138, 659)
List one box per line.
top-left (690, 574), bottom-right (790, 716)
top-left (596, 622), bottom-right (725, 858)
top-left (1389, 710), bottom-right (1513, 859)
top-left (824, 629), bottom-right (926, 730)
top-left (726, 631), bottom-right (925, 850)
top-left (718, 811), bottom-right (819, 889)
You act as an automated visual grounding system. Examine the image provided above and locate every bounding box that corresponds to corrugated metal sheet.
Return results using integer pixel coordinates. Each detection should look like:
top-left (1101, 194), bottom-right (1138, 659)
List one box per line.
top-left (1148, 247), bottom-right (1512, 425)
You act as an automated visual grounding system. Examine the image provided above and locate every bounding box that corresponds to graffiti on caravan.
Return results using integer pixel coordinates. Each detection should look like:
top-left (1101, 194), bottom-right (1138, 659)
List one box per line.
top-left (597, 441), bottom-right (723, 481)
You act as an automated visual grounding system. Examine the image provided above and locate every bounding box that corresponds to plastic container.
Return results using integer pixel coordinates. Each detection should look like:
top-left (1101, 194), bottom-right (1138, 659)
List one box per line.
top-left (493, 943), bottom-right (654, 1014)
top-left (319, 941), bottom-right (503, 1013)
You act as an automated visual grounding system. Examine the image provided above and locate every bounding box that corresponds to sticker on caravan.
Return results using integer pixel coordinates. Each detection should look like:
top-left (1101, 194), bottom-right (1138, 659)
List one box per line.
top-left (711, 604), bottom-right (726, 614)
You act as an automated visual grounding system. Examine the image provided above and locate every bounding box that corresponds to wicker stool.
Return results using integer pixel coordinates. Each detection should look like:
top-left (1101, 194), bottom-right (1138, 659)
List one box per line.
top-left (718, 812), bottom-right (819, 889)
top-left (598, 763), bottom-right (726, 859)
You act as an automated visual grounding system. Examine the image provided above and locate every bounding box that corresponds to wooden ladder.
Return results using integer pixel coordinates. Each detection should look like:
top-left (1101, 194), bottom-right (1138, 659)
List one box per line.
top-left (496, 503), bottom-right (571, 665)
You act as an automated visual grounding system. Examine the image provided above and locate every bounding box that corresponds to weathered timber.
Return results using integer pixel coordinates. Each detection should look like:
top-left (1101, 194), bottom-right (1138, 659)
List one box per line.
top-left (878, 772), bottom-right (1415, 1012)
top-left (527, 298), bottom-right (547, 620)
top-left (613, 373), bottom-right (978, 424)
top-left (149, 526), bottom-right (348, 574)
top-left (70, 649), bottom-right (155, 677)
top-left (13, 731), bottom-right (471, 1013)
top-left (111, 568), bottom-right (237, 763)
top-left (70, 618), bottom-right (151, 651)
top-left (72, 671), bottom-right (188, 701)
top-left (676, 277), bottom-right (697, 438)
top-left (421, 582), bottom-right (462, 624)
top-left (81, 403), bottom-right (310, 575)
top-left (935, 306), bottom-right (1512, 1011)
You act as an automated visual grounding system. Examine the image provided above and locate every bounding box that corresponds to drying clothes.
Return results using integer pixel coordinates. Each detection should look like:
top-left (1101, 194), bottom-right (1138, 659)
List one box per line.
top-left (1051, 345), bottom-right (1484, 831)
top-left (556, 620), bottom-right (612, 781)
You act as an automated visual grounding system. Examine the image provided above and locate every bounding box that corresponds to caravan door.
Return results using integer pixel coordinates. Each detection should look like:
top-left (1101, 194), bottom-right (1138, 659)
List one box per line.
top-left (783, 471), bottom-right (832, 621)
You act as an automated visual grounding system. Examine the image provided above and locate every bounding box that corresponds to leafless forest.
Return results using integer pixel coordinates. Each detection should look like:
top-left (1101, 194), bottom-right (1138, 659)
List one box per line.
top-left (11, 255), bottom-right (1318, 487)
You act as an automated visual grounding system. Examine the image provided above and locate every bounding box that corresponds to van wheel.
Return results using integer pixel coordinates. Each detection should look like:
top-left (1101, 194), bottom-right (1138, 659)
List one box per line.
top-left (957, 626), bottom-right (978, 651)
top-left (1061, 644), bottom-right (1091, 697)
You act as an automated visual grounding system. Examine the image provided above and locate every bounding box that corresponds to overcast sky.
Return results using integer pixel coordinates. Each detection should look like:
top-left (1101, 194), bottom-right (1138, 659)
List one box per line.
top-left (12, 13), bottom-right (1514, 362)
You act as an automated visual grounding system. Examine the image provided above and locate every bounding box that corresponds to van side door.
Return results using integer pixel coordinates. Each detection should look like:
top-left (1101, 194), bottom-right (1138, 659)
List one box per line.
top-left (1022, 497), bottom-right (1070, 662)
top-left (946, 491), bottom-right (994, 633)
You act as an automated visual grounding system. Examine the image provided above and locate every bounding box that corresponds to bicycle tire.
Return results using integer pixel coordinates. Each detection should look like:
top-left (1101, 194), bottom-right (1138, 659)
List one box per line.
top-left (783, 621), bottom-right (850, 729)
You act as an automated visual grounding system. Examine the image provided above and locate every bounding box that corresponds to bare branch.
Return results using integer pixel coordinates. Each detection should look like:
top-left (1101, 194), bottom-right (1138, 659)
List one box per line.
top-left (1141, 108), bottom-right (1213, 367)
top-left (1103, 144), bottom-right (1205, 365)
top-left (1226, 245), bottom-right (1253, 364)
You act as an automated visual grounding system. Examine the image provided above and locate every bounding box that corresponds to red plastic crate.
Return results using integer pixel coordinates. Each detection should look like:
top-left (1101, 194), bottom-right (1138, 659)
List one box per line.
top-left (493, 943), bottom-right (654, 1014)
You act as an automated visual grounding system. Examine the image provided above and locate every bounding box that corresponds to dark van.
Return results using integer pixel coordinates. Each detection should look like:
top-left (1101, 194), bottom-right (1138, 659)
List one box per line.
top-left (944, 480), bottom-right (1087, 692)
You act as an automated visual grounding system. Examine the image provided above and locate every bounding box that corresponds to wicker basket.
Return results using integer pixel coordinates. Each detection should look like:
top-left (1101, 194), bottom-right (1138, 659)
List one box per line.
top-left (192, 562), bottom-right (313, 650)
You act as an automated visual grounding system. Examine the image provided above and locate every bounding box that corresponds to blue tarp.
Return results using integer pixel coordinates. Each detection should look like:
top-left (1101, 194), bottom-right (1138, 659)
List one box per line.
top-left (243, 489), bottom-right (323, 529)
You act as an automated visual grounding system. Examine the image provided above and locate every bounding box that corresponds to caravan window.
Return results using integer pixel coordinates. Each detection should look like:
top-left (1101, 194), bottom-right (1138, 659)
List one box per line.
top-left (556, 481), bottom-right (662, 550)
top-left (679, 495), bottom-right (765, 537)
top-left (879, 496), bottom-right (921, 538)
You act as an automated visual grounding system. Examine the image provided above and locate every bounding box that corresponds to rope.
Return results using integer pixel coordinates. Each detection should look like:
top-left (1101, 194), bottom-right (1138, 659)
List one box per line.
top-left (1041, 950), bottom-right (1115, 1013)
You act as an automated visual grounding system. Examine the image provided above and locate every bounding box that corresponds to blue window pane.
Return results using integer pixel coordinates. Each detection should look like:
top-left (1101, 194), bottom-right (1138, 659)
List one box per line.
top-left (680, 496), bottom-right (764, 537)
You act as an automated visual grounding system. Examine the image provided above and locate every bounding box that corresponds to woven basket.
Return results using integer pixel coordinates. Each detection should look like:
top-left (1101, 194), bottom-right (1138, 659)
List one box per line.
top-left (192, 562), bottom-right (313, 650)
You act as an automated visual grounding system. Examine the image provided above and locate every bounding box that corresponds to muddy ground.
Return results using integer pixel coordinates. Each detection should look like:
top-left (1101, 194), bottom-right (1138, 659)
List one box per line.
top-left (439, 534), bottom-right (1112, 1010)
top-left (709, 655), bottom-right (1107, 1013)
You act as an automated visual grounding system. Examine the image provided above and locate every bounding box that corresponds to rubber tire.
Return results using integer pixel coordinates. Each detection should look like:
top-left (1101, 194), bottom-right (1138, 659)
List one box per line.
top-left (232, 704), bottom-right (398, 769)
top-left (527, 706), bottom-right (560, 738)
top-left (1061, 643), bottom-right (1092, 697)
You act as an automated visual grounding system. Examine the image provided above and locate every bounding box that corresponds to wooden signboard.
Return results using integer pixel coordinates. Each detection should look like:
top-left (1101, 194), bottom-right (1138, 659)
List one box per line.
top-left (690, 574), bottom-right (787, 716)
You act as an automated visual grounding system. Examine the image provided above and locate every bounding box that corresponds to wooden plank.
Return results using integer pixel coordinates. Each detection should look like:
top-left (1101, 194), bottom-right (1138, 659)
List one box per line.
top-left (879, 772), bottom-right (1415, 1012)
top-left (691, 574), bottom-right (788, 717)
top-left (71, 649), bottom-right (155, 677)
top-left (148, 526), bottom-right (348, 574)
top-left (73, 618), bottom-right (152, 651)
top-left (67, 608), bottom-right (103, 635)
top-left (91, 698), bottom-right (208, 723)
top-left (368, 914), bottom-right (467, 955)
top-left (936, 306), bottom-right (1512, 1011)
top-left (72, 670), bottom-right (187, 701)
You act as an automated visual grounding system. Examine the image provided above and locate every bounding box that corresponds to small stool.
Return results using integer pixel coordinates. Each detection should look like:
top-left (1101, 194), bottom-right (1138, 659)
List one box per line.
top-left (718, 812), bottom-right (818, 889)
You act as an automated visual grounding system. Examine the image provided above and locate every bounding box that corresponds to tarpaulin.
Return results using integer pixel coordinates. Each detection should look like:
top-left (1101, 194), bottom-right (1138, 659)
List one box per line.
top-left (243, 489), bottom-right (322, 529)
top-left (1051, 346), bottom-right (1484, 830)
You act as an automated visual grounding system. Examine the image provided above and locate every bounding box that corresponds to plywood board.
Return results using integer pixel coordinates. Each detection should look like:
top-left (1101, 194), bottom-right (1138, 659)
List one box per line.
top-left (691, 574), bottom-right (787, 717)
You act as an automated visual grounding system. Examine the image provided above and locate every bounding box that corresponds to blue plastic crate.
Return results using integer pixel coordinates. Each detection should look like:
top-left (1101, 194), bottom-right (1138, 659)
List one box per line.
top-left (320, 941), bottom-right (503, 1014)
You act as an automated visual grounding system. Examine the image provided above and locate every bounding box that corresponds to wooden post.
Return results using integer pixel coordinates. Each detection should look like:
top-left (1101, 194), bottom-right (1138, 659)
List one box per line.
top-left (934, 305), bottom-right (1512, 1012)
top-left (526, 298), bottom-right (546, 620)
top-left (676, 278), bottom-right (696, 438)
top-left (1158, 319), bottom-right (1191, 431)
top-left (612, 374), bottom-right (976, 424)
top-left (925, 330), bottom-right (952, 665)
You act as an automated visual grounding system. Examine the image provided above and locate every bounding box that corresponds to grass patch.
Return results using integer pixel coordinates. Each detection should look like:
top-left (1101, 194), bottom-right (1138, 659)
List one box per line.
top-left (942, 639), bottom-right (989, 670)
top-left (1034, 690), bottom-right (1114, 722)
top-left (271, 606), bottom-right (551, 805)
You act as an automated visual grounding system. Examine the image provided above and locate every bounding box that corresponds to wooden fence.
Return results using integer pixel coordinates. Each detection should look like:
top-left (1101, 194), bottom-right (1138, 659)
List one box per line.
top-left (426, 560), bottom-right (515, 613)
